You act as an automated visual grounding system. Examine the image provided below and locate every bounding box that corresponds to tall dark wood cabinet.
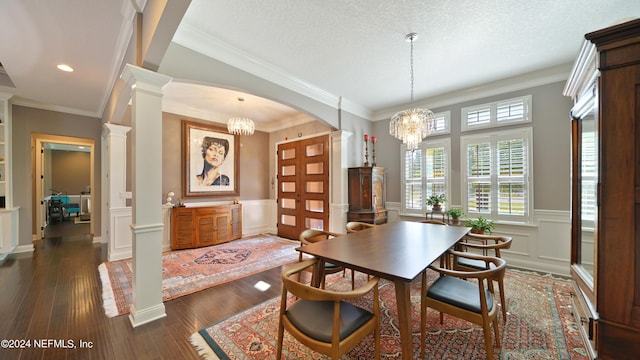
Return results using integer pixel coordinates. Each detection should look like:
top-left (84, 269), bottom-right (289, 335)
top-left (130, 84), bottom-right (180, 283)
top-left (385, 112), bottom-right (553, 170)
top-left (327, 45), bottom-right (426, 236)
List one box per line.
top-left (564, 19), bottom-right (640, 359)
top-left (347, 167), bottom-right (387, 224)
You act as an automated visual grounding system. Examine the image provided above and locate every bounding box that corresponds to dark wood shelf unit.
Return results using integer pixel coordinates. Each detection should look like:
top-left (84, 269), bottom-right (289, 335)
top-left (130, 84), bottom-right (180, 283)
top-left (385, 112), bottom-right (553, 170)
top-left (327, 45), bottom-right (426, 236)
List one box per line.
top-left (347, 166), bottom-right (387, 224)
top-left (564, 18), bottom-right (640, 359)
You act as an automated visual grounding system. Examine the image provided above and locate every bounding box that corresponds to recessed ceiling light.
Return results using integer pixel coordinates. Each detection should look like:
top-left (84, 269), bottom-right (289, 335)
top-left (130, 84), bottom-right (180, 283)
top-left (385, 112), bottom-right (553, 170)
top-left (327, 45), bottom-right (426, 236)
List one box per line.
top-left (57, 64), bottom-right (74, 72)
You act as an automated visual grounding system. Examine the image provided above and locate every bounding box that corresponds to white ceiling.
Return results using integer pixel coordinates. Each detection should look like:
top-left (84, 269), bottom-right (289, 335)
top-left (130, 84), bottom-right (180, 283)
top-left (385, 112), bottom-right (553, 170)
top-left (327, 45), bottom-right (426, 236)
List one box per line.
top-left (1, 1), bottom-right (639, 130)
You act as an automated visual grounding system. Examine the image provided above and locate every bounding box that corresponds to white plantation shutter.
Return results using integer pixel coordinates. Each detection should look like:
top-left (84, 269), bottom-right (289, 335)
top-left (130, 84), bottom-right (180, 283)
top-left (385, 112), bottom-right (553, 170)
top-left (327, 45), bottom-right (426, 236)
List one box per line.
top-left (426, 147), bottom-right (446, 197)
top-left (428, 111), bottom-right (451, 135)
top-left (462, 128), bottom-right (531, 221)
top-left (462, 95), bottom-right (531, 131)
top-left (497, 98), bottom-right (526, 122)
top-left (581, 129), bottom-right (597, 222)
top-left (497, 138), bottom-right (525, 215)
top-left (400, 139), bottom-right (450, 215)
top-left (466, 107), bottom-right (491, 127)
top-left (404, 149), bottom-right (423, 210)
top-left (466, 142), bottom-right (492, 213)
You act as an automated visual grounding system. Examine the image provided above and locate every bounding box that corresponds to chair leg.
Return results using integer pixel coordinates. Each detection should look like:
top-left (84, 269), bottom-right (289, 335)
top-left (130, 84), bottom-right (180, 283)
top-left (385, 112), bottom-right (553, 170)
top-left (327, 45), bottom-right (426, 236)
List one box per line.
top-left (276, 323), bottom-right (285, 359)
top-left (482, 321), bottom-right (494, 359)
top-left (492, 316), bottom-right (501, 348)
top-left (351, 269), bottom-right (355, 290)
top-left (420, 271), bottom-right (428, 359)
top-left (499, 279), bottom-right (507, 323)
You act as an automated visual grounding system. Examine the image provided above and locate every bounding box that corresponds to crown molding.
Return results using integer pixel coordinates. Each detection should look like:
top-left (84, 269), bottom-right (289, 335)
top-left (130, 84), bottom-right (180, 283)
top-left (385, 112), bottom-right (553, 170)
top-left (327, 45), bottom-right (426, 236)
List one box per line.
top-left (372, 63), bottom-right (573, 121)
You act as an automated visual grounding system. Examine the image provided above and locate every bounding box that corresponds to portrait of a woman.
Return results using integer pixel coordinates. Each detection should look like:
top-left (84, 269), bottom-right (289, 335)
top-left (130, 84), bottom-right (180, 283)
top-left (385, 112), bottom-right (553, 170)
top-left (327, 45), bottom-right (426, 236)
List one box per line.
top-left (184, 121), bottom-right (238, 197)
top-left (197, 136), bottom-right (230, 186)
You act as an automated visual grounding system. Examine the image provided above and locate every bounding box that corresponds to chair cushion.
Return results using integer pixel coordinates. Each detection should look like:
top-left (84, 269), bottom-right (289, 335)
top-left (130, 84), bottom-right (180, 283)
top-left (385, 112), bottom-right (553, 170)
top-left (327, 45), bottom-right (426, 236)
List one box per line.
top-left (427, 275), bottom-right (493, 313)
top-left (324, 262), bottom-right (340, 270)
top-left (457, 257), bottom-right (496, 271)
top-left (286, 299), bottom-right (373, 343)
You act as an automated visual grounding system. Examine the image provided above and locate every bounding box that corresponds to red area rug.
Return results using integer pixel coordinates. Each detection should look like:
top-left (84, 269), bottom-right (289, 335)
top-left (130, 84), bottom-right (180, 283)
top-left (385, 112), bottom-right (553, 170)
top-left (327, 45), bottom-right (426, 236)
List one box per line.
top-left (191, 268), bottom-right (589, 359)
top-left (98, 234), bottom-right (299, 317)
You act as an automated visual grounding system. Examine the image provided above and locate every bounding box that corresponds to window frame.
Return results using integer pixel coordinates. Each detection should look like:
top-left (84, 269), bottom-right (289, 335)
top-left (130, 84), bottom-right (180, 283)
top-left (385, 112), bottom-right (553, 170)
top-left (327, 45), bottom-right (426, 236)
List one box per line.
top-left (400, 137), bottom-right (451, 216)
top-left (460, 127), bottom-right (533, 223)
top-left (461, 95), bottom-right (532, 132)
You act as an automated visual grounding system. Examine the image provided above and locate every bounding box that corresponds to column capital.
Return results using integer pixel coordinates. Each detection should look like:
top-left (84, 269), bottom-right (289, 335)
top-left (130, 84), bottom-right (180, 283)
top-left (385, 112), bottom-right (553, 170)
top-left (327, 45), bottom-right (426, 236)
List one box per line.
top-left (120, 64), bottom-right (172, 93)
top-left (103, 123), bottom-right (131, 137)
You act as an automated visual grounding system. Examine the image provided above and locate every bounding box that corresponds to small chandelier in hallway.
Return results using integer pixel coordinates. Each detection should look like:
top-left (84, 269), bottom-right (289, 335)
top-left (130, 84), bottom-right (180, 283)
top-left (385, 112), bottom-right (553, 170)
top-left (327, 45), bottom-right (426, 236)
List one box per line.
top-left (227, 97), bottom-right (255, 136)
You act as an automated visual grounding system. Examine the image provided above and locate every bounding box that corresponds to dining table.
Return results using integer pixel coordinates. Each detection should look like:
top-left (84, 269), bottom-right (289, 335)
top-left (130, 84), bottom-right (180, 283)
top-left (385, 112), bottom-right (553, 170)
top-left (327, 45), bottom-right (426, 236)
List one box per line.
top-left (296, 220), bottom-right (471, 359)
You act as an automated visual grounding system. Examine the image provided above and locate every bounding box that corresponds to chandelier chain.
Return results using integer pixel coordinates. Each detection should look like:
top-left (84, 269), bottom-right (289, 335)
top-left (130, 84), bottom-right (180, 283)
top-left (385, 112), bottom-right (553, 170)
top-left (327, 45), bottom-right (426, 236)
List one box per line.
top-left (410, 36), bottom-right (414, 103)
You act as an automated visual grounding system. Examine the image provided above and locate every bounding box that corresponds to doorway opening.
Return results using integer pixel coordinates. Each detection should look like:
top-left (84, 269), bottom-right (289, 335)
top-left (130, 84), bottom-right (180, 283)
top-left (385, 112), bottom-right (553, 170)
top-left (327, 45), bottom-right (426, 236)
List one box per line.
top-left (32, 133), bottom-right (95, 239)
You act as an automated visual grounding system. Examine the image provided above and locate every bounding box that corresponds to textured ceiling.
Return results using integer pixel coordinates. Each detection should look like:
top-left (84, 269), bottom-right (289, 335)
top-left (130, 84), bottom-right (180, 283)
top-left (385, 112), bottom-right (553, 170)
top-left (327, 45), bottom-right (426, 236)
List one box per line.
top-left (0, 1), bottom-right (639, 127)
top-left (173, 0), bottom-right (640, 119)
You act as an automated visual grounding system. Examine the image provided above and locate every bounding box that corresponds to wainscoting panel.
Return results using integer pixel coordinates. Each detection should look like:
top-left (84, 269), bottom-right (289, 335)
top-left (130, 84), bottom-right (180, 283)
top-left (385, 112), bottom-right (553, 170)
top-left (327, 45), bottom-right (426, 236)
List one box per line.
top-left (241, 199), bottom-right (276, 236)
top-left (108, 207), bottom-right (132, 261)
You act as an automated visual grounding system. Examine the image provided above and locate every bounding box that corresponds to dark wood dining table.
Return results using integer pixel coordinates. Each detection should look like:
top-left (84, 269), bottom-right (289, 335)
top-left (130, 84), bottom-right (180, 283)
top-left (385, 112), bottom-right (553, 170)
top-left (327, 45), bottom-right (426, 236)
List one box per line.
top-left (296, 220), bottom-right (471, 359)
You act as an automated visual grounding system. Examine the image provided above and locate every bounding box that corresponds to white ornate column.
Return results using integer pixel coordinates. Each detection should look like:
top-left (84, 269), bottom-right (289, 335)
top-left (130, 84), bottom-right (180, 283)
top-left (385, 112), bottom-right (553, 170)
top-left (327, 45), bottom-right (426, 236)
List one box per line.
top-left (329, 130), bottom-right (352, 234)
top-left (102, 123), bottom-right (132, 260)
top-left (120, 64), bottom-right (172, 327)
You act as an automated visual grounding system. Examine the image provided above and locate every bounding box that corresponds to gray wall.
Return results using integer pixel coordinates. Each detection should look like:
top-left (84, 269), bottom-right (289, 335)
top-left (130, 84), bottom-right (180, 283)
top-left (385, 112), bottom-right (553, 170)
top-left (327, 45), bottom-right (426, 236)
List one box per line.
top-left (162, 112), bottom-right (272, 204)
top-left (50, 150), bottom-right (91, 195)
top-left (372, 80), bottom-right (572, 211)
top-left (10, 79), bottom-right (573, 248)
top-left (12, 105), bottom-right (102, 244)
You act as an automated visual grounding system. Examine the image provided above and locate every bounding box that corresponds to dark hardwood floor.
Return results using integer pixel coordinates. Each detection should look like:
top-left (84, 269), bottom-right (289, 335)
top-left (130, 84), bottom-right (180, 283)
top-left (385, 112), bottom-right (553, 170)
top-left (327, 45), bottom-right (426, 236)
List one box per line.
top-left (0, 220), bottom-right (285, 359)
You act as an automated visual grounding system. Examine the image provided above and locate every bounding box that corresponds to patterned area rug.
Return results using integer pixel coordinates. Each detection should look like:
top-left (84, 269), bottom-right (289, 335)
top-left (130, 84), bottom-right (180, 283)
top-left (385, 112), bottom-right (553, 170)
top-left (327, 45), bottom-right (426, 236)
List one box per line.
top-left (98, 234), bottom-right (299, 317)
top-left (191, 268), bottom-right (589, 359)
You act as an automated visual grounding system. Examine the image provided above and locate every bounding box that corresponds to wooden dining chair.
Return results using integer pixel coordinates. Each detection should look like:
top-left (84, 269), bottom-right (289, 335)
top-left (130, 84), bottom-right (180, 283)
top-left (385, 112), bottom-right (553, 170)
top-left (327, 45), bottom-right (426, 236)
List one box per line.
top-left (455, 234), bottom-right (513, 323)
top-left (345, 221), bottom-right (376, 233)
top-left (277, 259), bottom-right (380, 360)
top-left (299, 229), bottom-right (354, 289)
top-left (420, 219), bottom-right (449, 267)
top-left (345, 222), bottom-right (376, 282)
top-left (420, 251), bottom-right (506, 359)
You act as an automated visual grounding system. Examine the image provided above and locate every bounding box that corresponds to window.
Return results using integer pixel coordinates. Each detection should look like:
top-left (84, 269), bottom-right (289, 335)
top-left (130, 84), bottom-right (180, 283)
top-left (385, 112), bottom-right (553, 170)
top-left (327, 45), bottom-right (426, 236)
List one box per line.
top-left (461, 128), bottom-right (532, 222)
top-left (462, 95), bottom-right (531, 131)
top-left (401, 138), bottom-right (450, 216)
top-left (429, 111), bottom-right (451, 135)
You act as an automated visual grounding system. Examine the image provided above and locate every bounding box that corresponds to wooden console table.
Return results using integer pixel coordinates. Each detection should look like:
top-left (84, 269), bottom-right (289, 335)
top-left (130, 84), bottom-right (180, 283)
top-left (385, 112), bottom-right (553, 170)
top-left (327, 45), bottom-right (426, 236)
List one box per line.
top-left (170, 204), bottom-right (242, 250)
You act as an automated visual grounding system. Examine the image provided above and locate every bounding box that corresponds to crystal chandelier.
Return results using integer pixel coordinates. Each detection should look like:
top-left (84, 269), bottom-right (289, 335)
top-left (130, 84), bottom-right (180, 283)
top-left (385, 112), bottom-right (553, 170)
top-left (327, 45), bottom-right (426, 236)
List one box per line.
top-left (389, 33), bottom-right (436, 150)
top-left (227, 97), bottom-right (255, 136)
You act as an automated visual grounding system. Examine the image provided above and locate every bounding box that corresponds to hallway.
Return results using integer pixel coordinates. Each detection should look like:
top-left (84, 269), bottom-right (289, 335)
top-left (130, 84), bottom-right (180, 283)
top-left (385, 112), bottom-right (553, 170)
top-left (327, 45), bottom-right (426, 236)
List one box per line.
top-left (0, 222), bottom-right (283, 359)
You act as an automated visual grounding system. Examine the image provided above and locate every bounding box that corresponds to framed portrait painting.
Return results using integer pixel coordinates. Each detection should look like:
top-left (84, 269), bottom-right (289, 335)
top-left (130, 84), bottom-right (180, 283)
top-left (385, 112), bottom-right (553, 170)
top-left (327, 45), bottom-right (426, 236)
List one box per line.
top-left (182, 120), bottom-right (239, 198)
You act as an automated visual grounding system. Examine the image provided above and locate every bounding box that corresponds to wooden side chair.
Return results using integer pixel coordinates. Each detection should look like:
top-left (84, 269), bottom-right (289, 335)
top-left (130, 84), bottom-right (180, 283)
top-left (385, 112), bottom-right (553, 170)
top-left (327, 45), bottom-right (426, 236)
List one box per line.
top-left (299, 229), bottom-right (354, 289)
top-left (345, 221), bottom-right (376, 233)
top-left (420, 251), bottom-right (506, 359)
top-left (455, 234), bottom-right (513, 323)
top-left (277, 259), bottom-right (380, 360)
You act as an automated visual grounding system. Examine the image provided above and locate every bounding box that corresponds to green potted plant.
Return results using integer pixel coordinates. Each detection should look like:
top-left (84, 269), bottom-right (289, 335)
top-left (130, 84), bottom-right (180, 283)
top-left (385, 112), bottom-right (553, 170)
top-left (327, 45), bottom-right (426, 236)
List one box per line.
top-left (426, 194), bottom-right (446, 212)
top-left (466, 216), bottom-right (495, 234)
top-left (445, 208), bottom-right (465, 225)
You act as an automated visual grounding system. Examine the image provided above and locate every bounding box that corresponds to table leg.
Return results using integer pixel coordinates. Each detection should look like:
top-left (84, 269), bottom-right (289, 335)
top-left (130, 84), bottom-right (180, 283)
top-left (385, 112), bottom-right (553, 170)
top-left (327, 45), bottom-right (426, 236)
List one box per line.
top-left (310, 259), bottom-right (325, 288)
top-left (394, 279), bottom-right (414, 359)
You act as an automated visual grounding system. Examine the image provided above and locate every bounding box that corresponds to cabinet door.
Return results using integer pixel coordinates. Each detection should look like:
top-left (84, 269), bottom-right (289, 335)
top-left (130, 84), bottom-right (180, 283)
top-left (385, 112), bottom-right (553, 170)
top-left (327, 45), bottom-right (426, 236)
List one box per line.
top-left (195, 210), bottom-right (216, 247)
top-left (172, 208), bottom-right (195, 250)
top-left (230, 204), bottom-right (242, 240)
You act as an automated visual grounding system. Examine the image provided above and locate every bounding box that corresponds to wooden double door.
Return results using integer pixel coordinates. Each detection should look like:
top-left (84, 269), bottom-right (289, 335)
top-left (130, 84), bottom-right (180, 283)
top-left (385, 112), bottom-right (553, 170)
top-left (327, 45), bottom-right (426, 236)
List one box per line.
top-left (277, 135), bottom-right (329, 240)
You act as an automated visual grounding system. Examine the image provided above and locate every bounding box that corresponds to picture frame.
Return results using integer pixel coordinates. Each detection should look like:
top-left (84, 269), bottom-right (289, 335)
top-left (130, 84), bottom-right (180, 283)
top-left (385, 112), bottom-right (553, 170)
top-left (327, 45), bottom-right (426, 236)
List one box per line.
top-left (182, 120), bottom-right (239, 198)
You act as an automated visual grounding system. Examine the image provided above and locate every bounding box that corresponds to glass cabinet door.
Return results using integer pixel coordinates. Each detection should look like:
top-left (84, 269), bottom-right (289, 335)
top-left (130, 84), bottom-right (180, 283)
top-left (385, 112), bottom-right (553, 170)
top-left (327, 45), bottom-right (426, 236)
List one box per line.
top-left (571, 84), bottom-right (597, 292)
